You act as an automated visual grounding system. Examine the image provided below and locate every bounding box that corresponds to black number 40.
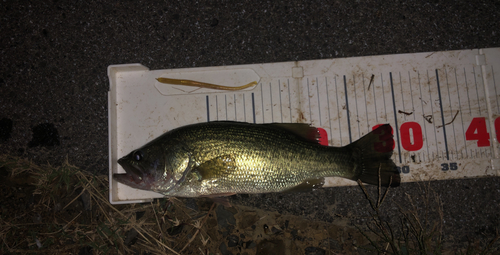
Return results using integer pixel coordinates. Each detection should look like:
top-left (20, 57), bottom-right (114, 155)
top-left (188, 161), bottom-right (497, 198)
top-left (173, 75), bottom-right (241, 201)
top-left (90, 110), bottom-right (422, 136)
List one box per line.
top-left (441, 162), bottom-right (458, 171)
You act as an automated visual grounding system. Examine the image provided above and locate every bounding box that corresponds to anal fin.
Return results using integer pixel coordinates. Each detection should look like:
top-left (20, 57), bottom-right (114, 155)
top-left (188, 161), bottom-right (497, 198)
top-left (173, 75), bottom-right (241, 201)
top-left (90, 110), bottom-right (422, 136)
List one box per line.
top-left (283, 178), bottom-right (325, 193)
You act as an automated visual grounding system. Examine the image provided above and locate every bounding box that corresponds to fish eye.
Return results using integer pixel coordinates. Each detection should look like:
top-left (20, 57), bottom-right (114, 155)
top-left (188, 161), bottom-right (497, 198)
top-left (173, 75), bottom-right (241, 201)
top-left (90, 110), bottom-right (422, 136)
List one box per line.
top-left (133, 150), bottom-right (143, 161)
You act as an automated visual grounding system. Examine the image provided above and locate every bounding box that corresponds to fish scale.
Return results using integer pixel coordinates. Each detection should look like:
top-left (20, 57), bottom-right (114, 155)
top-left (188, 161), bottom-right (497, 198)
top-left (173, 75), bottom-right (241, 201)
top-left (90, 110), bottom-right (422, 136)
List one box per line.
top-left (165, 122), bottom-right (344, 195)
top-left (114, 122), bottom-right (399, 198)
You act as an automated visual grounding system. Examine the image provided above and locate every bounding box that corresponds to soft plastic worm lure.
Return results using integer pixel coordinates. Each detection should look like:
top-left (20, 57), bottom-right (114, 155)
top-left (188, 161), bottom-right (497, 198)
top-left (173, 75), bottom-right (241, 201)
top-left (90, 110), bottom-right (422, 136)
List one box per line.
top-left (156, 77), bottom-right (257, 91)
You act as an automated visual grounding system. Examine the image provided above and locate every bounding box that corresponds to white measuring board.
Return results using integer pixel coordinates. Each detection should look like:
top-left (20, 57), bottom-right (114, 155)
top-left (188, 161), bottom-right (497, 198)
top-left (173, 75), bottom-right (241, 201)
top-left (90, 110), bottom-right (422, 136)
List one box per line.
top-left (108, 48), bottom-right (500, 204)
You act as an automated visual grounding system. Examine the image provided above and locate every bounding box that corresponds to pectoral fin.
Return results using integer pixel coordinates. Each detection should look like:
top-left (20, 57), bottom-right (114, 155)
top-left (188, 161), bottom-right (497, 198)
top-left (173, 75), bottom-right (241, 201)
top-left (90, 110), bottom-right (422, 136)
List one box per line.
top-left (192, 155), bottom-right (237, 180)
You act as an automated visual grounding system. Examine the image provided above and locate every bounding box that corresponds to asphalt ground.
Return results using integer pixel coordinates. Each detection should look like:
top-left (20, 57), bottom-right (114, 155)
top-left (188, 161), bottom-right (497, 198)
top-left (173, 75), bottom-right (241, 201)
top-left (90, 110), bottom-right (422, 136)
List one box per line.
top-left (1, 0), bottom-right (500, 251)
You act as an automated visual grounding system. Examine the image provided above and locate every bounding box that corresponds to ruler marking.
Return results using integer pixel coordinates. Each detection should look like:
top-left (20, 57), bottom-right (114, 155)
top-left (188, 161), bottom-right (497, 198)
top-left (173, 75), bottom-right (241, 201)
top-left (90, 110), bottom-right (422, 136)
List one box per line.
top-left (399, 72), bottom-right (406, 121)
top-left (269, 83), bottom-right (274, 122)
top-left (455, 68), bottom-right (468, 158)
top-left (353, 75), bottom-right (360, 137)
top-left (326, 77), bottom-right (333, 144)
top-left (363, 73), bottom-right (369, 132)
top-left (335, 76), bottom-right (342, 146)
top-left (344, 75), bottom-right (352, 143)
top-left (234, 94), bottom-right (237, 120)
top-left (243, 94), bottom-right (246, 122)
top-left (216, 95), bottom-right (219, 121)
top-left (435, 69), bottom-right (450, 160)
top-left (418, 71), bottom-right (430, 161)
top-left (473, 66), bottom-right (482, 115)
top-left (261, 83), bottom-right (264, 122)
top-left (427, 70), bottom-right (438, 160)
top-left (279, 80), bottom-right (283, 123)
top-left (287, 79), bottom-right (292, 121)
top-left (373, 74), bottom-right (378, 123)
top-left (206, 95), bottom-right (210, 121)
top-left (492, 66), bottom-right (499, 113)
top-left (251, 93), bottom-right (256, 124)
top-left (307, 78), bottom-right (312, 123)
top-left (316, 78), bottom-right (322, 126)
top-left (225, 95), bottom-right (228, 120)
top-left (464, 68), bottom-right (472, 116)
top-left (446, 69), bottom-right (458, 159)
top-left (381, 74), bottom-right (387, 122)
top-left (389, 72), bottom-right (402, 164)
top-left (408, 71), bottom-right (415, 121)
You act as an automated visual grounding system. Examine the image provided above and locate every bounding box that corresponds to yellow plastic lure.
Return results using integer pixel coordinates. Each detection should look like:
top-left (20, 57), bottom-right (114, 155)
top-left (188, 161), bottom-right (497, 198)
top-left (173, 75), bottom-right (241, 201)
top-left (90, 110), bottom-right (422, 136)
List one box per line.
top-left (156, 77), bottom-right (257, 91)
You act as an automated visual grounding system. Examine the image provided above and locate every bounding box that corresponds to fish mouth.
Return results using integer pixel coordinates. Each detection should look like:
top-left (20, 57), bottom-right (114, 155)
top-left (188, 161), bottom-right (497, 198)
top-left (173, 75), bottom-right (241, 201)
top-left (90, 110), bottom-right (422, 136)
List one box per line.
top-left (115, 158), bottom-right (153, 190)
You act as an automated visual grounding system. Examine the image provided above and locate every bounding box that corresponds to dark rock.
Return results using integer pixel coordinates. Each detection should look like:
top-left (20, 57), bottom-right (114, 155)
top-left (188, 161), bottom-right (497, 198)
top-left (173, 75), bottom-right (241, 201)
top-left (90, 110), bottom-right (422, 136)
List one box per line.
top-left (263, 224), bottom-right (269, 231)
top-left (32, 213), bottom-right (42, 223)
top-left (124, 228), bottom-right (138, 246)
top-left (219, 241), bottom-right (233, 255)
top-left (210, 18), bottom-right (219, 27)
top-left (238, 212), bottom-right (258, 229)
top-left (271, 226), bottom-right (282, 234)
top-left (256, 239), bottom-right (285, 255)
top-left (79, 246), bottom-right (93, 255)
top-left (291, 229), bottom-right (303, 241)
top-left (216, 204), bottom-right (236, 229)
top-left (28, 123), bottom-right (60, 147)
top-left (0, 118), bottom-right (13, 141)
top-left (0, 166), bottom-right (8, 177)
top-left (185, 198), bottom-right (198, 211)
top-left (305, 247), bottom-right (326, 255)
top-left (135, 211), bottom-right (145, 220)
top-left (227, 234), bottom-right (239, 247)
top-left (167, 224), bottom-right (184, 236)
top-left (322, 238), bottom-right (342, 251)
top-left (80, 190), bottom-right (91, 211)
top-left (244, 240), bottom-right (256, 249)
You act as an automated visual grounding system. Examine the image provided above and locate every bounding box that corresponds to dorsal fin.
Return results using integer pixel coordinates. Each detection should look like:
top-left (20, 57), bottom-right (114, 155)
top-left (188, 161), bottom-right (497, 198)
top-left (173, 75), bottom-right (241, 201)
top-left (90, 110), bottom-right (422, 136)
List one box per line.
top-left (265, 123), bottom-right (319, 143)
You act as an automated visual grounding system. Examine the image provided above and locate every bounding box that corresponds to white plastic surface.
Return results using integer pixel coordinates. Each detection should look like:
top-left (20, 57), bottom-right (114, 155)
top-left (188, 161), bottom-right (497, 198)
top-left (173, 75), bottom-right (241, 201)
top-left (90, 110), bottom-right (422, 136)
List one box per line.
top-left (109, 48), bottom-right (500, 204)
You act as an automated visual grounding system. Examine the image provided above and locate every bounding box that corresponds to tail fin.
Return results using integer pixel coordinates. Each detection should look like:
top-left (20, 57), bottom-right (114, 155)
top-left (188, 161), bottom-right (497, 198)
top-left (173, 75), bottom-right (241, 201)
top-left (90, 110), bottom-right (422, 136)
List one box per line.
top-left (346, 124), bottom-right (400, 187)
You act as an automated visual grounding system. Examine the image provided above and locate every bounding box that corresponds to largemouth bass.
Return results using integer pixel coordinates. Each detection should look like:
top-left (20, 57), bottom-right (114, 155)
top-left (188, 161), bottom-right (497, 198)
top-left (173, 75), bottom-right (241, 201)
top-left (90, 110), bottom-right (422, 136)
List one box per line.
top-left (115, 122), bottom-right (400, 198)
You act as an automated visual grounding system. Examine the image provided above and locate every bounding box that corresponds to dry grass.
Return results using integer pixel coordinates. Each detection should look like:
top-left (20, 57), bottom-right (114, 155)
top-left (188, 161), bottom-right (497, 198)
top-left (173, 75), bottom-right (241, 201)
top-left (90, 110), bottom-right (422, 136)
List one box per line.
top-left (0, 154), bottom-right (216, 254)
top-left (2, 155), bottom-right (499, 254)
top-left (355, 170), bottom-right (499, 255)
